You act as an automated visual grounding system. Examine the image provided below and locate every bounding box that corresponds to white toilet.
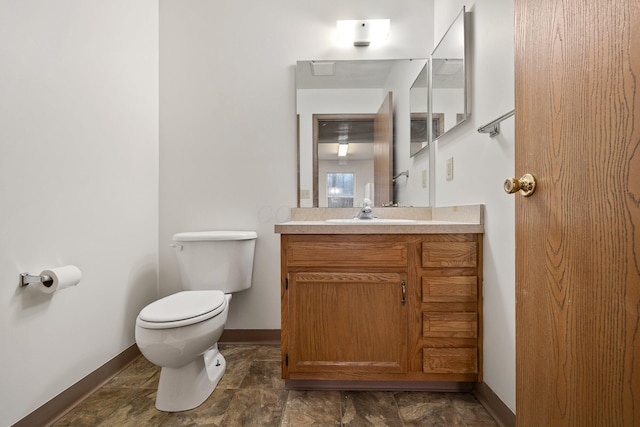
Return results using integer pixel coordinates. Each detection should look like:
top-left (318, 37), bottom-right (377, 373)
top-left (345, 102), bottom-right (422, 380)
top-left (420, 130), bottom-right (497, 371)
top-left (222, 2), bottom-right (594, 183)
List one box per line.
top-left (135, 230), bottom-right (257, 412)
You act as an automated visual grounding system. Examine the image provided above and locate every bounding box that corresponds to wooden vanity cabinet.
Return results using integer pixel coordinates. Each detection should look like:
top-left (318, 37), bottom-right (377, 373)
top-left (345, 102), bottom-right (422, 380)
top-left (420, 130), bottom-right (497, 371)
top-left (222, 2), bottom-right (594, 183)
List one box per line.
top-left (280, 233), bottom-right (482, 385)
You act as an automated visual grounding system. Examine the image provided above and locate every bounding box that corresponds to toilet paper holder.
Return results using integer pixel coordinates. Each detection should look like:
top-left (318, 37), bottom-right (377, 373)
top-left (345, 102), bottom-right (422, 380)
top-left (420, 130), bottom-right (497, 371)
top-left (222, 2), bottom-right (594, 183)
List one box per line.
top-left (19, 272), bottom-right (54, 288)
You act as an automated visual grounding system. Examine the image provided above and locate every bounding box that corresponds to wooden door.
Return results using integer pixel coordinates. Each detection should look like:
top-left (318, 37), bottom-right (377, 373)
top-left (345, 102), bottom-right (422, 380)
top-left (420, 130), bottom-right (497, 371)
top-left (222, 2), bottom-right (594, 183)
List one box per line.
top-left (514, 0), bottom-right (640, 425)
top-left (374, 91), bottom-right (393, 206)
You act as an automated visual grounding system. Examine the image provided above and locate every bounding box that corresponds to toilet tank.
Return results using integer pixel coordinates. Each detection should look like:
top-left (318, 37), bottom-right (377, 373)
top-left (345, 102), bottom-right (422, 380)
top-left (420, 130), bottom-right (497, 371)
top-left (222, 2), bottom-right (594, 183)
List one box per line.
top-left (172, 231), bottom-right (257, 292)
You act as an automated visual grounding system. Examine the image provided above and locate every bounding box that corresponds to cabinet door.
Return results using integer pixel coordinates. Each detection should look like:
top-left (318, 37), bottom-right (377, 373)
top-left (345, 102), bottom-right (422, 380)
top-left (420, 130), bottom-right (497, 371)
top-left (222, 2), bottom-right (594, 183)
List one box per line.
top-left (287, 271), bottom-right (408, 379)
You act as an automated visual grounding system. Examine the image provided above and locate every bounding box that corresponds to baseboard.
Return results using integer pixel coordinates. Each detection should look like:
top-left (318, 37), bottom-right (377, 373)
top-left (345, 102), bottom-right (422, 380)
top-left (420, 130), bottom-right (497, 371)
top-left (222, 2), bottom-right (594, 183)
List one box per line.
top-left (12, 344), bottom-right (140, 427)
top-left (220, 329), bottom-right (281, 344)
top-left (473, 382), bottom-right (515, 427)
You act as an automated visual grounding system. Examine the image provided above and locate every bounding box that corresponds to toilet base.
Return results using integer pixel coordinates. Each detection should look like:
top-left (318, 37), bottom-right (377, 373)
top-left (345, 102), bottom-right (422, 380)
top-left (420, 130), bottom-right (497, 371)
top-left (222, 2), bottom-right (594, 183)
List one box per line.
top-left (155, 343), bottom-right (226, 412)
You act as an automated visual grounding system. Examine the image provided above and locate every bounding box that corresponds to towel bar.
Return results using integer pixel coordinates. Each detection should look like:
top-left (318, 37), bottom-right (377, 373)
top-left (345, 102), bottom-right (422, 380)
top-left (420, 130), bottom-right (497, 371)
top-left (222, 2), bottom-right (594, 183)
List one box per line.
top-left (477, 109), bottom-right (515, 137)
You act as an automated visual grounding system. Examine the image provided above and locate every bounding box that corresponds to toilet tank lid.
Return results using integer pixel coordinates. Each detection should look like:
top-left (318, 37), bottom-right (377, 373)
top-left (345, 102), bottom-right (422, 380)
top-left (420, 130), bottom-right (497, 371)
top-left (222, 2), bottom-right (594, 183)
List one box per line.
top-left (173, 231), bottom-right (257, 242)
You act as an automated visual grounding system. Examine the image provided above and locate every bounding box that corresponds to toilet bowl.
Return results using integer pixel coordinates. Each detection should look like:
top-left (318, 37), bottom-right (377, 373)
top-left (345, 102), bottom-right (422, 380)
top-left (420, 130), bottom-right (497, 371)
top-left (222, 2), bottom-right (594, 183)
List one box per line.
top-left (134, 231), bottom-right (257, 412)
top-left (135, 290), bottom-right (229, 411)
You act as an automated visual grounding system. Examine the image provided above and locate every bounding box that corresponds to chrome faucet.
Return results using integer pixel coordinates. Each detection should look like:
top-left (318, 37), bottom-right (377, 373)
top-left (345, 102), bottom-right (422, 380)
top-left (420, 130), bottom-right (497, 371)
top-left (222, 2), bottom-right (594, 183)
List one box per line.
top-left (356, 199), bottom-right (375, 220)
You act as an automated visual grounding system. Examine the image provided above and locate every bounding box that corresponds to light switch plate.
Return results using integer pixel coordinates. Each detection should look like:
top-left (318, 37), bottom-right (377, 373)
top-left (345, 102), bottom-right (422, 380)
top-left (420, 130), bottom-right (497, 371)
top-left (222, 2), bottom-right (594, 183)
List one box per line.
top-left (446, 157), bottom-right (454, 181)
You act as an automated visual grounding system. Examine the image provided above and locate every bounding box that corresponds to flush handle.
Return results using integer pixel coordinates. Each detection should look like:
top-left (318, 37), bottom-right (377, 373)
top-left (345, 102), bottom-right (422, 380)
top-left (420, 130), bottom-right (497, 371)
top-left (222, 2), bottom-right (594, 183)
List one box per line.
top-left (504, 173), bottom-right (537, 197)
top-left (401, 280), bottom-right (406, 306)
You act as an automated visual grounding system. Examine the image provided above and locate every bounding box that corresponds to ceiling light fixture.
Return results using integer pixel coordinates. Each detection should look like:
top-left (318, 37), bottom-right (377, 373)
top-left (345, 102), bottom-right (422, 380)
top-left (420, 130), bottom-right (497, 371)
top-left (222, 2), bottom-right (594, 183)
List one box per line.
top-left (338, 143), bottom-right (349, 157)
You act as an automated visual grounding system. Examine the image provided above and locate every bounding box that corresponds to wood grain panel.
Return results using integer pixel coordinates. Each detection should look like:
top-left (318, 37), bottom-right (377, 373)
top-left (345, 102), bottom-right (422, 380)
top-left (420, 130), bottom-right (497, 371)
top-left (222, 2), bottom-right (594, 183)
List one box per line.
top-left (287, 241), bottom-right (407, 267)
top-left (515, 0), bottom-right (640, 425)
top-left (422, 242), bottom-right (477, 267)
top-left (423, 348), bottom-right (477, 374)
top-left (422, 337), bottom-right (478, 348)
top-left (374, 92), bottom-right (393, 206)
top-left (288, 271), bottom-right (407, 375)
top-left (422, 302), bottom-right (478, 313)
top-left (423, 312), bottom-right (477, 338)
top-left (422, 276), bottom-right (478, 303)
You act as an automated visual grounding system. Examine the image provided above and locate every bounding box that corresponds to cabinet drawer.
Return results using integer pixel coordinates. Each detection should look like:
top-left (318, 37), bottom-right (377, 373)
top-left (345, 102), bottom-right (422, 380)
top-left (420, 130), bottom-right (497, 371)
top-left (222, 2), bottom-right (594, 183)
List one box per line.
top-left (287, 241), bottom-right (407, 267)
top-left (423, 312), bottom-right (477, 338)
top-left (423, 348), bottom-right (477, 374)
top-left (422, 276), bottom-right (477, 303)
top-left (422, 242), bottom-right (477, 267)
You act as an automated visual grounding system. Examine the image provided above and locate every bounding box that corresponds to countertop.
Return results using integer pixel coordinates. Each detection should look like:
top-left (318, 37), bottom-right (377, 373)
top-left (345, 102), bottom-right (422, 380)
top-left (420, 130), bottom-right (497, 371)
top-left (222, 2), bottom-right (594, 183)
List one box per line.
top-left (274, 205), bottom-right (484, 235)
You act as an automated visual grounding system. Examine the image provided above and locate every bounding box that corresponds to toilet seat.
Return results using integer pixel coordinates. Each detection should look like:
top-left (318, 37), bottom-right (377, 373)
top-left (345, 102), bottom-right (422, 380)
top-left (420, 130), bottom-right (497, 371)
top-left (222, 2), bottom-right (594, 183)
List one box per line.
top-left (137, 290), bottom-right (227, 329)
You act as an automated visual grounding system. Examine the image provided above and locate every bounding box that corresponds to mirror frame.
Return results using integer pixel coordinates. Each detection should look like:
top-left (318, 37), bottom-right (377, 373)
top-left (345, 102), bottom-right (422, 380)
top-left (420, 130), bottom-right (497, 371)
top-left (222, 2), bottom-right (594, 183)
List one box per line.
top-left (429, 6), bottom-right (469, 144)
top-left (409, 60), bottom-right (429, 157)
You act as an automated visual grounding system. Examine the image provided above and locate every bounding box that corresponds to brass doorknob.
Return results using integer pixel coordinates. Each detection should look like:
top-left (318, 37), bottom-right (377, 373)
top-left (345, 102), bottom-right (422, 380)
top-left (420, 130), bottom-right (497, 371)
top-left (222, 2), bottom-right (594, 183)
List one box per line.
top-left (504, 173), bottom-right (536, 197)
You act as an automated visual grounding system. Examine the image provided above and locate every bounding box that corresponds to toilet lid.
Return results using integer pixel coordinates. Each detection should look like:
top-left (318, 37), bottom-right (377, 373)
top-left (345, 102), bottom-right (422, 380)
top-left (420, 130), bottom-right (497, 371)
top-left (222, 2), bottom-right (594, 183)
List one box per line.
top-left (173, 231), bottom-right (257, 241)
top-left (138, 290), bottom-right (226, 328)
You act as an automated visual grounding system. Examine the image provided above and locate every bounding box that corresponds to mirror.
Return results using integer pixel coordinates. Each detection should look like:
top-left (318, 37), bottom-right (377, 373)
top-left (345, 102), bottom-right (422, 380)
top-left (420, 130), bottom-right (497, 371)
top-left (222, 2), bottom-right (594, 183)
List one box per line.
top-left (430, 6), bottom-right (468, 141)
top-left (296, 59), bottom-right (427, 207)
top-left (409, 62), bottom-right (429, 156)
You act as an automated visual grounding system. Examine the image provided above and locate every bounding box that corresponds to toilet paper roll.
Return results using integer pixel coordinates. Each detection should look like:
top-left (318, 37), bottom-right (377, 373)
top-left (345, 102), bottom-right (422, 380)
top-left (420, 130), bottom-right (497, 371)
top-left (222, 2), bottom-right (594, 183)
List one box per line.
top-left (36, 265), bottom-right (82, 294)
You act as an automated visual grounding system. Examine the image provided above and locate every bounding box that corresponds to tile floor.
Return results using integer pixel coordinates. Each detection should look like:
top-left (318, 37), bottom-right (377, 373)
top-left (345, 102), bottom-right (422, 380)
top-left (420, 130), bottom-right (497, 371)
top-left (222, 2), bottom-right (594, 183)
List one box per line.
top-left (53, 344), bottom-right (498, 427)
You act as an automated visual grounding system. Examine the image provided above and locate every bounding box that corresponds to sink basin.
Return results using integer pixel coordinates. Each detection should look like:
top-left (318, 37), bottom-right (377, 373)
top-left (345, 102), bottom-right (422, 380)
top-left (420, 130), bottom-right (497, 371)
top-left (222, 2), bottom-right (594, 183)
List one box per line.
top-left (324, 218), bottom-right (418, 224)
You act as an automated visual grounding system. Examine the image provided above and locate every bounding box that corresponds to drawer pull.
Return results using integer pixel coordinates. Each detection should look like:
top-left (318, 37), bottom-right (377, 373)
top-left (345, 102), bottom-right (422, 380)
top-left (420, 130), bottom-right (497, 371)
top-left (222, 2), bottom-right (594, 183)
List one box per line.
top-left (401, 280), bottom-right (406, 306)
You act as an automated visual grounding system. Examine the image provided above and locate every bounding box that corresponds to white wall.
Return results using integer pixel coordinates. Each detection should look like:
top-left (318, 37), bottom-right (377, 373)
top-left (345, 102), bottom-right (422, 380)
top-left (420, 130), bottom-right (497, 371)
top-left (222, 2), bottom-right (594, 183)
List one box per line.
top-left (0, 2), bottom-right (159, 425)
top-left (433, 0), bottom-right (516, 412)
top-left (159, 0), bottom-right (434, 329)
